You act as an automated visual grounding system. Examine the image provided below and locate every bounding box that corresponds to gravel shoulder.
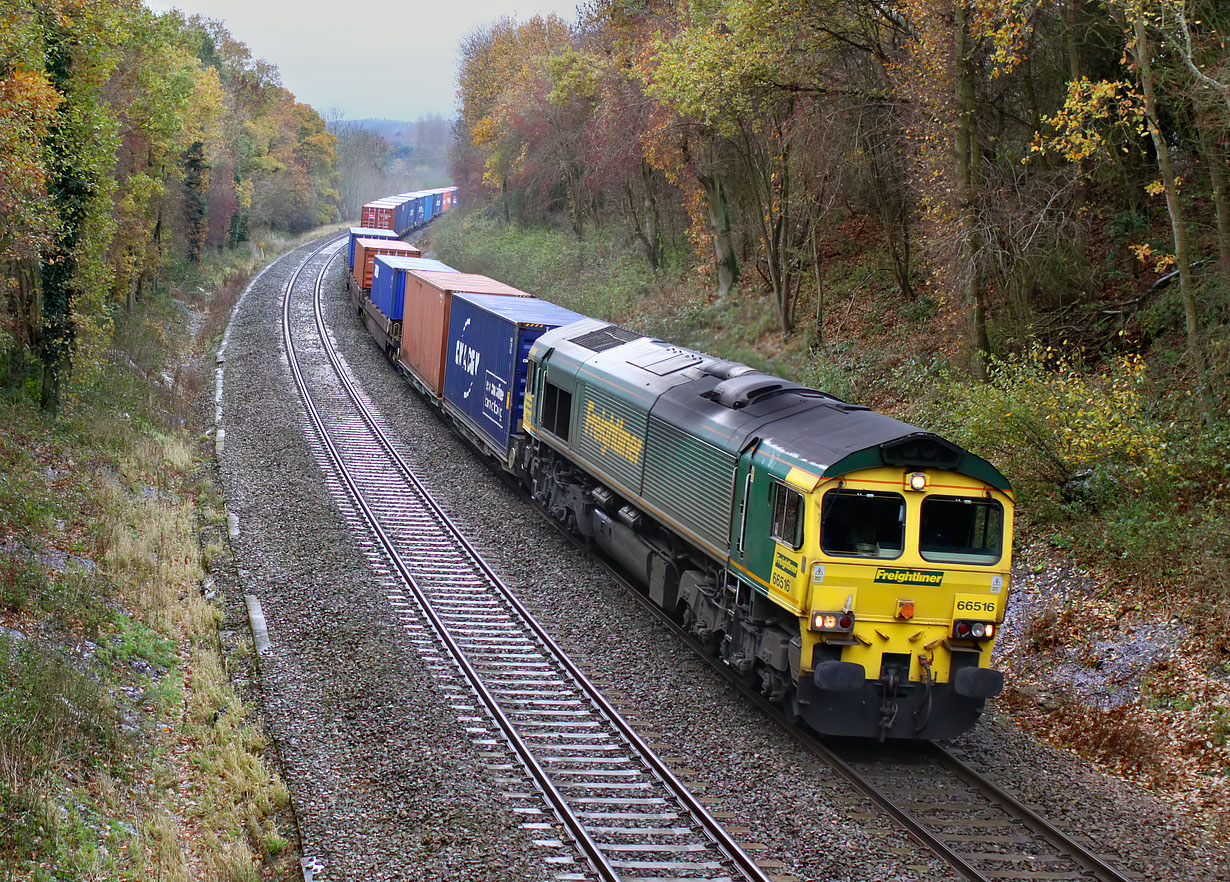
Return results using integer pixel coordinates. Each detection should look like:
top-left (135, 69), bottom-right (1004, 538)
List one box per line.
top-left (222, 236), bottom-right (1230, 882)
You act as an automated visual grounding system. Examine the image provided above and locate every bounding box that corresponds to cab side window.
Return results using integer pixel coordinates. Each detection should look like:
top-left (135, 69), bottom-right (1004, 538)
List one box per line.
top-left (771, 482), bottom-right (804, 549)
top-left (540, 381), bottom-right (572, 441)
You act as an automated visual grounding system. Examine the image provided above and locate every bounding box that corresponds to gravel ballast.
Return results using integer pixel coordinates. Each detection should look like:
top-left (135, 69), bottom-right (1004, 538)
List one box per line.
top-left (221, 235), bottom-right (1230, 881)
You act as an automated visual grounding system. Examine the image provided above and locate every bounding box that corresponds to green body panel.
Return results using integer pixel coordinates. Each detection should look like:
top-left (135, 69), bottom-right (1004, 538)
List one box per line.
top-left (641, 417), bottom-right (737, 553)
top-left (825, 446), bottom-right (1011, 490)
top-left (735, 446), bottom-right (795, 594)
top-left (575, 380), bottom-right (648, 494)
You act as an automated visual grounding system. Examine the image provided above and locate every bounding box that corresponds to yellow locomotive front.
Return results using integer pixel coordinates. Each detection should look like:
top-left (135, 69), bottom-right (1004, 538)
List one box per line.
top-left (782, 464), bottom-right (1013, 740)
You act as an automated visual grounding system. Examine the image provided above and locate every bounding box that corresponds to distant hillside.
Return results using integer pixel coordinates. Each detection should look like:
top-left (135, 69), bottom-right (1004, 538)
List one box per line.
top-left (348, 118), bottom-right (411, 142)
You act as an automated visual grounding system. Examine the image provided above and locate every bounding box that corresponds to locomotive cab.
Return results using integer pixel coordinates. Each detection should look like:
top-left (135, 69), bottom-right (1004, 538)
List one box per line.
top-left (728, 430), bottom-right (1013, 740)
top-left (791, 465), bottom-right (1012, 739)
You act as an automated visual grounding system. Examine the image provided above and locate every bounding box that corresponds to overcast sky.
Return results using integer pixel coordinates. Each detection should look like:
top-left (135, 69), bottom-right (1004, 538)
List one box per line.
top-left (144, 0), bottom-right (581, 122)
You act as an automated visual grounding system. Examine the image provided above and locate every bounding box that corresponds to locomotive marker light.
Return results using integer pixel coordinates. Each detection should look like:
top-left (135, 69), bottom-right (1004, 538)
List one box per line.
top-left (810, 611), bottom-right (854, 632)
top-left (906, 471), bottom-right (928, 491)
top-left (953, 619), bottom-right (996, 640)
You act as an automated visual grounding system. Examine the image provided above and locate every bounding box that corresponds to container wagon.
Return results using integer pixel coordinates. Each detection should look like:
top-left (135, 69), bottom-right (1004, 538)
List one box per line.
top-left (351, 238), bottom-right (421, 297)
top-left (442, 293), bottom-right (584, 467)
top-left (347, 227), bottom-right (399, 270)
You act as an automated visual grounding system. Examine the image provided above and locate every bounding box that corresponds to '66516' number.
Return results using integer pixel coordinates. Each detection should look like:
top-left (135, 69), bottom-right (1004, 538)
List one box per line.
top-left (956, 599), bottom-right (995, 614)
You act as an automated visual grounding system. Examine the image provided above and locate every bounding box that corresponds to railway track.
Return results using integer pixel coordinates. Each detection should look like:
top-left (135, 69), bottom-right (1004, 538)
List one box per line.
top-left (407, 355), bottom-right (1136, 882)
top-left (814, 740), bottom-right (1139, 882)
top-left (281, 238), bottom-right (778, 882)
top-left (537, 519), bottom-right (1140, 882)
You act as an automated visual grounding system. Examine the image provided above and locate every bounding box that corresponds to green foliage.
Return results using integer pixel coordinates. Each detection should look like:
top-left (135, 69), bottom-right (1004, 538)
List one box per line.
top-left (432, 212), bottom-right (654, 320)
top-left (910, 349), bottom-right (1230, 587)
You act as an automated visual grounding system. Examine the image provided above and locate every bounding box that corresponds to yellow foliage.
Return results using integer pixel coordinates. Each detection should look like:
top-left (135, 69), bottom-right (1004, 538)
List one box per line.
top-left (933, 348), bottom-right (1180, 501)
top-left (1032, 78), bottom-right (1146, 165)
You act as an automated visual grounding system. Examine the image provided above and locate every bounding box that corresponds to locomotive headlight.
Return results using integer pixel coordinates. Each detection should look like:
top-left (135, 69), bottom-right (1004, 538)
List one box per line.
top-left (906, 471), bottom-right (928, 492)
top-left (971, 622), bottom-right (986, 638)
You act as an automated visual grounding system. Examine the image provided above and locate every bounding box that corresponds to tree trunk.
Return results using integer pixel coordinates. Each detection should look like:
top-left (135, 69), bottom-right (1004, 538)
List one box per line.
top-left (1198, 124), bottom-right (1230, 278)
top-left (955, 3), bottom-right (989, 380)
top-left (4, 258), bottom-right (40, 388)
top-left (1134, 18), bottom-right (1209, 413)
top-left (811, 223), bottom-right (824, 347)
top-left (626, 162), bottom-right (662, 273)
top-left (861, 121), bottom-right (914, 301)
top-left (1063, 0), bottom-right (1089, 290)
top-left (699, 173), bottom-right (739, 300)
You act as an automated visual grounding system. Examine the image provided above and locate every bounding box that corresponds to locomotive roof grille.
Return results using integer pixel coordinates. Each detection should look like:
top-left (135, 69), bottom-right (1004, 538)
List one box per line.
top-left (570, 324), bottom-right (642, 352)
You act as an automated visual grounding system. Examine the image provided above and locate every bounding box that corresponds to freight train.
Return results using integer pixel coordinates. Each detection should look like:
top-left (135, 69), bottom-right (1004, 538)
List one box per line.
top-left (345, 188), bottom-right (1014, 741)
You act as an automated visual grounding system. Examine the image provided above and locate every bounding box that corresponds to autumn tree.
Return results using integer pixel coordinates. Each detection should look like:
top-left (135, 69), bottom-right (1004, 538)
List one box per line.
top-left (0, 3), bottom-right (338, 408)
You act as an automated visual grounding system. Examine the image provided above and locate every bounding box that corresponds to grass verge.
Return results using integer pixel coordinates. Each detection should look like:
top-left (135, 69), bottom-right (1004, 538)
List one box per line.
top-left (0, 225), bottom-right (333, 879)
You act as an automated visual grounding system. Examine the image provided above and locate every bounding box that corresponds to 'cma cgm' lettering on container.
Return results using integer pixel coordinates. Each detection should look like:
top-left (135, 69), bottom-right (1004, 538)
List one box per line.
top-left (584, 401), bottom-right (643, 466)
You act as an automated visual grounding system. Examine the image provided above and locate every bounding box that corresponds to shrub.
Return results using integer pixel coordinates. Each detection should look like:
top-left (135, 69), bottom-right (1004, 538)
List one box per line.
top-left (910, 348), bottom-right (1229, 593)
top-left (0, 638), bottom-right (120, 798)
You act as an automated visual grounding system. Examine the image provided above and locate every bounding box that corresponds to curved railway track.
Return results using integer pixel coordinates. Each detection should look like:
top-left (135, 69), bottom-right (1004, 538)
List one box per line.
top-left (281, 237), bottom-right (776, 882)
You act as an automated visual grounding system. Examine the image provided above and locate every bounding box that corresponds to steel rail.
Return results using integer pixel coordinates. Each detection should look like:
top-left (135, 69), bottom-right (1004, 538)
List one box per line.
top-left (310, 256), bottom-right (774, 882)
top-left (928, 743), bottom-right (1136, 882)
top-left (525, 509), bottom-right (994, 882)
top-left (282, 239), bottom-right (622, 881)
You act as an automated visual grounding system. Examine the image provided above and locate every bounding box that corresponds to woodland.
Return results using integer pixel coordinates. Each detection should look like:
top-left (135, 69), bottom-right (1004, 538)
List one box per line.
top-left (450, 0), bottom-right (1229, 572)
top-left (0, 0), bottom-right (342, 411)
top-left (453, 0), bottom-right (1229, 398)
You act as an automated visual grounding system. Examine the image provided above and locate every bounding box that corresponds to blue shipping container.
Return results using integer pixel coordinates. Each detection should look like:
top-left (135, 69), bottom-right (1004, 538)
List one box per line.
top-left (444, 293), bottom-right (585, 455)
top-left (348, 227), bottom-right (398, 269)
top-left (371, 255), bottom-right (457, 321)
top-left (433, 192), bottom-right (444, 217)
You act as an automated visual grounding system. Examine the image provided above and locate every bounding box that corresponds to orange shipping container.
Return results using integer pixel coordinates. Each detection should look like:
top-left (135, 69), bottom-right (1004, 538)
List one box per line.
top-left (353, 239), bottom-right (421, 291)
top-left (361, 201), bottom-right (397, 229)
top-left (399, 271), bottom-right (531, 396)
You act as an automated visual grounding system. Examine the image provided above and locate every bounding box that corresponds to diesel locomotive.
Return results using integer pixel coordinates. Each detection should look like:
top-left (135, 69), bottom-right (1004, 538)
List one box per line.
top-left (350, 192), bottom-right (1014, 741)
